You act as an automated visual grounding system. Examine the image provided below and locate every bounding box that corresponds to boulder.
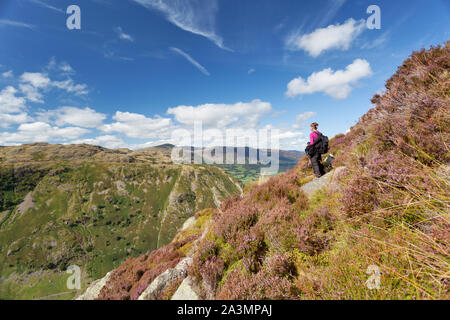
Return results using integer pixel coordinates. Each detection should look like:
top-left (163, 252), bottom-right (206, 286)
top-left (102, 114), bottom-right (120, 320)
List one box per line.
top-left (138, 257), bottom-right (192, 300)
top-left (171, 276), bottom-right (199, 300)
top-left (76, 271), bottom-right (113, 300)
top-left (301, 167), bottom-right (346, 198)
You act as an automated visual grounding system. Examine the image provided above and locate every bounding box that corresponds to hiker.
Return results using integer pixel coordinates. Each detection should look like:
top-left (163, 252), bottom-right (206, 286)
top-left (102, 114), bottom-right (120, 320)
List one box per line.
top-left (307, 122), bottom-right (326, 178)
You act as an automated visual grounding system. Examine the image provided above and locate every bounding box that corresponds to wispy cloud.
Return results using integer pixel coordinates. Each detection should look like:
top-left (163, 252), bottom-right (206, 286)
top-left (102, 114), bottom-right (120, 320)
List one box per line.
top-left (104, 51), bottom-right (134, 61)
top-left (2, 70), bottom-right (13, 78)
top-left (0, 19), bottom-right (34, 30)
top-left (29, 0), bottom-right (64, 13)
top-left (293, 112), bottom-right (317, 129)
top-left (169, 47), bottom-right (210, 76)
top-left (114, 26), bottom-right (134, 42)
top-left (361, 31), bottom-right (391, 49)
top-left (132, 0), bottom-right (230, 50)
top-left (316, 0), bottom-right (347, 26)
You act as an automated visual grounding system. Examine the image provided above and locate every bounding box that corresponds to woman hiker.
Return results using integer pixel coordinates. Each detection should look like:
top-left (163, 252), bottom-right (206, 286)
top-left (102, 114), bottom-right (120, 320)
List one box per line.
top-left (308, 122), bottom-right (326, 178)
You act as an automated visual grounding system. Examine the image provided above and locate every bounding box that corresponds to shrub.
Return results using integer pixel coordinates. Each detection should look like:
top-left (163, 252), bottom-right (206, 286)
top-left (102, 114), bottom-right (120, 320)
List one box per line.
top-left (341, 176), bottom-right (379, 218)
top-left (217, 266), bottom-right (298, 300)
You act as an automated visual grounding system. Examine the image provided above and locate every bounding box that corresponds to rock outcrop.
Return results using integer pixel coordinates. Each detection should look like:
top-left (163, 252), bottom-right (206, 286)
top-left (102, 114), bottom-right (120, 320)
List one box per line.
top-left (300, 167), bottom-right (346, 198)
top-left (76, 271), bottom-right (113, 300)
top-left (171, 276), bottom-right (199, 300)
top-left (138, 257), bottom-right (192, 300)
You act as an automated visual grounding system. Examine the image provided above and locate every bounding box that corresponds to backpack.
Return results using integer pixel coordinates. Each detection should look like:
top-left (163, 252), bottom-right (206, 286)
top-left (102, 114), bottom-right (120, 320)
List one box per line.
top-left (315, 132), bottom-right (329, 154)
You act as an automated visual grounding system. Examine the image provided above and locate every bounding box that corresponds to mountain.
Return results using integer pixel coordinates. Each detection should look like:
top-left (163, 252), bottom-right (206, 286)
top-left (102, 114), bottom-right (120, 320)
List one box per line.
top-left (87, 42), bottom-right (449, 300)
top-left (158, 145), bottom-right (305, 184)
top-left (0, 143), bottom-right (241, 299)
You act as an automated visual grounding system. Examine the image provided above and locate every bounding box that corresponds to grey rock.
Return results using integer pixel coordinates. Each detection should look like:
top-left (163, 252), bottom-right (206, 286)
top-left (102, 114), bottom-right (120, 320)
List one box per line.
top-left (301, 167), bottom-right (346, 198)
top-left (16, 192), bottom-right (35, 215)
top-left (171, 276), bottom-right (199, 300)
top-left (180, 216), bottom-right (196, 232)
top-left (76, 271), bottom-right (113, 300)
top-left (138, 257), bottom-right (192, 300)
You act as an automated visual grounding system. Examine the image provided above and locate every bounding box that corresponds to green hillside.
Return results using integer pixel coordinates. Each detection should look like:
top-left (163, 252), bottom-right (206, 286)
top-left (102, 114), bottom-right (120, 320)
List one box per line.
top-left (0, 143), bottom-right (241, 299)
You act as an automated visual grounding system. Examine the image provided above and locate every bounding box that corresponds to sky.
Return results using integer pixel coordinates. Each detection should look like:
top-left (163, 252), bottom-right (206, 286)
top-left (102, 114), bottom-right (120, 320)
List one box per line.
top-left (0, 0), bottom-right (449, 151)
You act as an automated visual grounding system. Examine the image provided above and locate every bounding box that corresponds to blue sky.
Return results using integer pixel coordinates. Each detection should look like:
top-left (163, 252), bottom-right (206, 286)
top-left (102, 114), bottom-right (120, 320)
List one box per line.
top-left (0, 0), bottom-right (449, 150)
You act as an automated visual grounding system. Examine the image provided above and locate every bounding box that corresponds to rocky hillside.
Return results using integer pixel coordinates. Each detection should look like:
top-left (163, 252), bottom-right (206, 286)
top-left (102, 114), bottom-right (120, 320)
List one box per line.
top-left (0, 143), bottom-right (241, 299)
top-left (88, 42), bottom-right (449, 300)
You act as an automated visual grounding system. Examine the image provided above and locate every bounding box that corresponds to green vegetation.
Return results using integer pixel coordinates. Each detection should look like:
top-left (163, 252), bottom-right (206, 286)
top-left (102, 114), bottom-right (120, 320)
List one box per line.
top-left (0, 144), bottom-right (241, 299)
top-left (216, 162), bottom-right (301, 185)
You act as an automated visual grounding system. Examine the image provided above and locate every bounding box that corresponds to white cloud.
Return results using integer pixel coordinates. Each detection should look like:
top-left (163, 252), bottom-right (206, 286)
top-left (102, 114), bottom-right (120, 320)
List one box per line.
top-left (19, 73), bottom-right (51, 102)
top-left (19, 84), bottom-right (44, 103)
top-left (46, 57), bottom-right (75, 73)
top-left (20, 72), bottom-right (51, 88)
top-left (71, 135), bottom-right (127, 149)
top-left (2, 70), bottom-right (13, 78)
top-left (38, 107), bottom-right (106, 128)
top-left (18, 71), bottom-right (88, 101)
top-left (248, 68), bottom-right (255, 75)
top-left (167, 99), bottom-right (272, 129)
top-left (0, 19), bottom-right (34, 29)
top-left (286, 18), bottom-right (365, 57)
top-left (52, 79), bottom-right (88, 95)
top-left (59, 62), bottom-right (75, 74)
top-left (101, 111), bottom-right (173, 139)
top-left (0, 112), bottom-right (31, 129)
top-left (132, 0), bottom-right (229, 50)
top-left (0, 86), bottom-right (27, 113)
top-left (286, 59), bottom-right (372, 100)
top-left (169, 47), bottom-right (210, 76)
top-left (0, 122), bottom-right (89, 145)
top-left (114, 26), bottom-right (134, 42)
top-left (293, 112), bottom-right (317, 129)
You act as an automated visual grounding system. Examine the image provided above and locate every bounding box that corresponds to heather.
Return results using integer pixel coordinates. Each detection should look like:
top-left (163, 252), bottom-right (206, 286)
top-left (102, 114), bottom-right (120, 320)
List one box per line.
top-left (95, 208), bottom-right (214, 300)
top-left (97, 234), bottom-right (198, 300)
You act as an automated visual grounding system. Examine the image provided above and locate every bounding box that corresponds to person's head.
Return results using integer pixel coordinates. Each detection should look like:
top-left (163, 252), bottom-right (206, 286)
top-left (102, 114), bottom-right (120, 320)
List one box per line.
top-left (310, 122), bottom-right (319, 132)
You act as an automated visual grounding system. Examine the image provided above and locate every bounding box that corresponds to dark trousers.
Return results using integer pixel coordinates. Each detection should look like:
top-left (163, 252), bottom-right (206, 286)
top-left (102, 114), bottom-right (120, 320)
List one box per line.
top-left (310, 153), bottom-right (325, 177)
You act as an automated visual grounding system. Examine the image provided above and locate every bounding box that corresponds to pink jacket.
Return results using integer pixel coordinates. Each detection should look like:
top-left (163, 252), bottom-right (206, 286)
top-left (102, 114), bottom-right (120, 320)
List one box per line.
top-left (310, 131), bottom-right (321, 145)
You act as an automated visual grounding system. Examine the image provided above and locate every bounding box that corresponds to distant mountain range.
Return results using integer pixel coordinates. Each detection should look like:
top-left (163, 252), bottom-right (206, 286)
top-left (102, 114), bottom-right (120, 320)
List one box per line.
top-left (149, 144), bottom-right (305, 184)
